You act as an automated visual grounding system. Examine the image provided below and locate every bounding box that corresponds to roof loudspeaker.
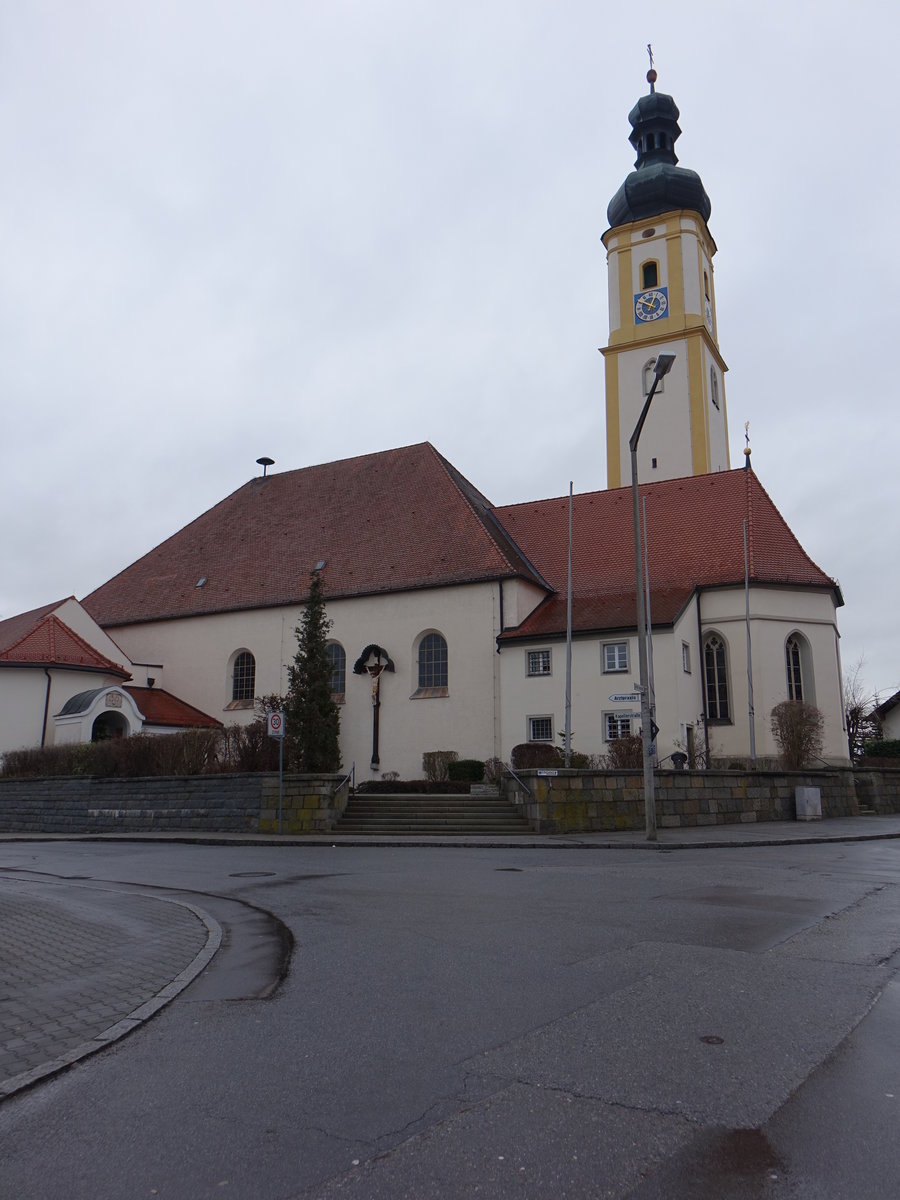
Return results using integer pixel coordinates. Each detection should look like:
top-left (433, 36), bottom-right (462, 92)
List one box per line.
top-left (256, 456), bottom-right (275, 478)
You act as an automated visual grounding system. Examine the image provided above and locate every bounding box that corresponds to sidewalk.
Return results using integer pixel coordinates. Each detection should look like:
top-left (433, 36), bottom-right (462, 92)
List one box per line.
top-left (2, 814), bottom-right (900, 849)
top-left (0, 877), bottom-right (220, 1101)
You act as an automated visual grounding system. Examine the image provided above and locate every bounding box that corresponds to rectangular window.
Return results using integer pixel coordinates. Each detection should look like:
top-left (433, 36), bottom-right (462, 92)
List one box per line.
top-left (682, 642), bottom-right (691, 673)
top-left (604, 712), bottom-right (633, 741)
top-left (526, 649), bottom-right (551, 676)
top-left (603, 642), bottom-right (629, 673)
top-left (528, 715), bottom-right (553, 742)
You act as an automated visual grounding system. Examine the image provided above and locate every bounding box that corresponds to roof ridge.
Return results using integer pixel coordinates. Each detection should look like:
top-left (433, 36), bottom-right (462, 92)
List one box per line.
top-left (427, 446), bottom-right (551, 589)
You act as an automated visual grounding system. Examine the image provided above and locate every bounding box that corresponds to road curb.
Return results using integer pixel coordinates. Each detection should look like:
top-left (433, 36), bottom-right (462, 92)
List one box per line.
top-left (0, 893), bottom-right (222, 1102)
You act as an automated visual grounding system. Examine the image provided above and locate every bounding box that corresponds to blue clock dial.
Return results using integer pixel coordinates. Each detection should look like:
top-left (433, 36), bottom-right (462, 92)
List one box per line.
top-left (634, 287), bottom-right (669, 324)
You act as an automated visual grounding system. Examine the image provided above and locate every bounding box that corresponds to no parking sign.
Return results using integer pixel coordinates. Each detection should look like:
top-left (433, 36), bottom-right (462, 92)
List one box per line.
top-left (267, 710), bottom-right (286, 740)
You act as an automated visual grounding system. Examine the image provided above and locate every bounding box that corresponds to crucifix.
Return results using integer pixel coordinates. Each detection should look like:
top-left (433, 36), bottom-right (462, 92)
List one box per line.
top-left (352, 643), bottom-right (396, 771)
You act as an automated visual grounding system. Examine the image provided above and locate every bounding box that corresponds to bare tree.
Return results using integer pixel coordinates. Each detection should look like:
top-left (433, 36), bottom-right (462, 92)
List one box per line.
top-left (843, 657), bottom-right (882, 763)
top-left (770, 700), bottom-right (824, 770)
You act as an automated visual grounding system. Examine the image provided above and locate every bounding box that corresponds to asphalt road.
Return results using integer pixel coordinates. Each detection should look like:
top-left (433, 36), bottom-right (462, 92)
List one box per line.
top-left (2, 838), bottom-right (899, 1199)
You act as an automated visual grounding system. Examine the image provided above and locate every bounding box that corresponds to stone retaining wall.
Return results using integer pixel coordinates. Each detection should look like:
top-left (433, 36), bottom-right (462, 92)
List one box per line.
top-left (504, 767), bottom-right (900, 833)
top-left (0, 773), bottom-right (344, 835)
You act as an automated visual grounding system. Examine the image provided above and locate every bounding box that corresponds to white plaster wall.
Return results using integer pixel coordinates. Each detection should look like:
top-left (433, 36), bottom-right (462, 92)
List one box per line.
top-left (0, 670), bottom-right (49, 754)
top-left (108, 581), bottom-right (508, 780)
top-left (0, 667), bottom-right (130, 754)
top-left (699, 587), bottom-right (847, 763)
top-left (882, 706), bottom-right (900, 741)
top-left (613, 338), bottom-right (693, 486)
top-left (55, 599), bottom-right (134, 672)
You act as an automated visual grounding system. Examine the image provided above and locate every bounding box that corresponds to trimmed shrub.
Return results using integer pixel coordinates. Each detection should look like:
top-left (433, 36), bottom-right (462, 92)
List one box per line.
top-left (422, 750), bottom-right (458, 782)
top-left (510, 742), bottom-right (562, 769)
top-left (862, 739), bottom-right (900, 760)
top-left (447, 759), bottom-right (485, 782)
top-left (356, 779), bottom-right (469, 794)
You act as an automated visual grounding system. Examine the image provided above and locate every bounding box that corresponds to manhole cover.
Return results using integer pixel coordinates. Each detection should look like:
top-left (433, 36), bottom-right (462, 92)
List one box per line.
top-left (495, 867), bottom-right (523, 872)
top-left (700, 1035), bottom-right (725, 1045)
top-left (228, 871), bottom-right (277, 878)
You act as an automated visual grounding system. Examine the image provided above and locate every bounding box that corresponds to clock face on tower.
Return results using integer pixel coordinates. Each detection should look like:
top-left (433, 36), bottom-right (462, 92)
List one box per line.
top-left (634, 287), bottom-right (669, 324)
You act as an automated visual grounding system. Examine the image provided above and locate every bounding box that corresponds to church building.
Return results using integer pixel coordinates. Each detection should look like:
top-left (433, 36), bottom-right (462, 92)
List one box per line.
top-left (0, 69), bottom-right (850, 775)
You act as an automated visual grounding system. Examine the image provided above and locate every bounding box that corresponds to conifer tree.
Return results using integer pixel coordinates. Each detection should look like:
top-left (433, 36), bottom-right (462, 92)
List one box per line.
top-left (284, 571), bottom-right (341, 772)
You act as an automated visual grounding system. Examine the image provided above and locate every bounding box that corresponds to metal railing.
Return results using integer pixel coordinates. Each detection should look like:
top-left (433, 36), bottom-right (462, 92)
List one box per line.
top-left (504, 765), bottom-right (533, 801)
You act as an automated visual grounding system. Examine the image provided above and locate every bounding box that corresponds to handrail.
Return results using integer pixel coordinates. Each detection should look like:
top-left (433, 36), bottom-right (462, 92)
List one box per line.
top-left (504, 765), bottom-right (533, 799)
top-left (335, 762), bottom-right (355, 796)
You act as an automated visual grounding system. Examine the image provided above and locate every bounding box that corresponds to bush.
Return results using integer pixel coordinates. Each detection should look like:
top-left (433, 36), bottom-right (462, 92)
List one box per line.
top-left (356, 779), bottom-right (469, 794)
top-left (220, 720), bottom-right (281, 772)
top-left (422, 750), bottom-right (458, 782)
top-left (483, 756), bottom-right (505, 786)
top-left (770, 700), bottom-right (824, 769)
top-left (510, 742), bottom-right (562, 769)
top-left (602, 735), bottom-right (643, 770)
top-left (447, 759), bottom-right (485, 782)
top-left (861, 739), bottom-right (900, 761)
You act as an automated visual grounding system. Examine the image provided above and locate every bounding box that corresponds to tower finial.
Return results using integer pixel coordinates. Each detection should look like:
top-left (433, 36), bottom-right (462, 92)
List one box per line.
top-left (743, 421), bottom-right (752, 469)
top-left (647, 43), bottom-right (657, 91)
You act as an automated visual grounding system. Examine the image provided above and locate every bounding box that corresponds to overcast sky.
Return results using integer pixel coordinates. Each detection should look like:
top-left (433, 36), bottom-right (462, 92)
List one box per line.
top-left (2, 1), bottom-right (897, 701)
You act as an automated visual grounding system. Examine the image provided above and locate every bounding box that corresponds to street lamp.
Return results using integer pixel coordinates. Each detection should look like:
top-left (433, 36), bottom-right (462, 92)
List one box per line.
top-left (630, 352), bottom-right (675, 842)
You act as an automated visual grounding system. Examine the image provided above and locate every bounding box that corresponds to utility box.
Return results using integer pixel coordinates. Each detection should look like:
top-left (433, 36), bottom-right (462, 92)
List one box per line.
top-left (795, 786), bottom-right (822, 821)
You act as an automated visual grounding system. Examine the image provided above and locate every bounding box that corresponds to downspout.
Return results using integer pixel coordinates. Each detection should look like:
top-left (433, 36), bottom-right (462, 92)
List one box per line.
top-left (41, 669), bottom-right (52, 747)
top-left (696, 592), bottom-right (710, 764)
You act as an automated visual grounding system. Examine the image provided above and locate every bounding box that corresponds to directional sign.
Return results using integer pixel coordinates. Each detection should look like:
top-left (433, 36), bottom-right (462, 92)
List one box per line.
top-left (609, 693), bottom-right (640, 703)
top-left (267, 710), bottom-right (286, 740)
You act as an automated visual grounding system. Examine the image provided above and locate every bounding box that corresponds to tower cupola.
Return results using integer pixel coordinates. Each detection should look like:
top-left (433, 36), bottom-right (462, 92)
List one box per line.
top-left (607, 70), bottom-right (711, 228)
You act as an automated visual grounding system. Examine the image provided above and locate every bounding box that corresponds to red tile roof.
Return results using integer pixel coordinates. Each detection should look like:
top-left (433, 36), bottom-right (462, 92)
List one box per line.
top-left (496, 467), bottom-right (841, 640)
top-left (124, 687), bottom-right (221, 729)
top-left (83, 443), bottom-right (549, 627)
top-left (0, 605), bottom-right (131, 677)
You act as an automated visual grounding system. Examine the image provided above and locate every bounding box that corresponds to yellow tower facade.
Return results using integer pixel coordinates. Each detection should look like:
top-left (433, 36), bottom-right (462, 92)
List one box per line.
top-left (602, 72), bottom-right (730, 488)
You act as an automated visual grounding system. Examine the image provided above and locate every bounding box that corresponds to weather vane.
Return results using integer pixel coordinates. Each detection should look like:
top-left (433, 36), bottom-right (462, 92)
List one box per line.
top-left (744, 420), bottom-right (752, 467)
top-left (647, 44), bottom-right (654, 70)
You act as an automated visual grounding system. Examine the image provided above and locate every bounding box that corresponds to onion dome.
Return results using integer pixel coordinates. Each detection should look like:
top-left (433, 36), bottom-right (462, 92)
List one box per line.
top-left (607, 69), bottom-right (711, 228)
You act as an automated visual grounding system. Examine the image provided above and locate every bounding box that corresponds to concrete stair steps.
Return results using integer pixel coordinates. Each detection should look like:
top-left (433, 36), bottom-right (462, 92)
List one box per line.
top-left (338, 792), bottom-right (531, 835)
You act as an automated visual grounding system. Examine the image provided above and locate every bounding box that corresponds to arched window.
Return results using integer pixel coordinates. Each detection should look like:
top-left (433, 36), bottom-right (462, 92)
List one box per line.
top-left (710, 367), bottom-right (720, 410)
top-left (231, 651), bottom-right (256, 703)
top-left (327, 642), bottom-right (346, 697)
top-left (785, 633), bottom-right (814, 703)
top-left (703, 634), bottom-right (731, 722)
top-left (417, 632), bottom-right (448, 691)
top-left (703, 270), bottom-right (710, 300)
top-left (641, 260), bottom-right (659, 289)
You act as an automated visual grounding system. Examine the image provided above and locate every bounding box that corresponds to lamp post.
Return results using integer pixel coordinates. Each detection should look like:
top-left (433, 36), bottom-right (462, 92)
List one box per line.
top-left (630, 352), bottom-right (675, 842)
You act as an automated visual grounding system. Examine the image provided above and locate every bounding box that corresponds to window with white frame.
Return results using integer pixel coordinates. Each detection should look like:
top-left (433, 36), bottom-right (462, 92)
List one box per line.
top-left (682, 642), bottom-right (691, 673)
top-left (528, 715), bottom-right (553, 742)
top-left (526, 649), bottom-right (551, 676)
top-left (603, 641), bottom-right (629, 673)
top-left (604, 712), bottom-right (633, 741)
top-left (231, 650), bottom-right (256, 703)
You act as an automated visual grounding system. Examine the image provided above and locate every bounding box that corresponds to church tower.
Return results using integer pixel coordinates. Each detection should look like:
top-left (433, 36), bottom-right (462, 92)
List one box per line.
top-left (602, 67), bottom-right (730, 488)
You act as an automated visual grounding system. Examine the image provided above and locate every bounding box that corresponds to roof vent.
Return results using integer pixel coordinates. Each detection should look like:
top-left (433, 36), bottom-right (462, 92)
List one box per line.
top-left (195, 577), bottom-right (207, 588)
top-left (314, 560), bottom-right (326, 571)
